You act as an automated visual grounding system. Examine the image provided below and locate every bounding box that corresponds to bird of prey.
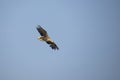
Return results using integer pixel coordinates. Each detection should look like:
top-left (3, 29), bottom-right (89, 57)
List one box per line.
top-left (36, 25), bottom-right (59, 50)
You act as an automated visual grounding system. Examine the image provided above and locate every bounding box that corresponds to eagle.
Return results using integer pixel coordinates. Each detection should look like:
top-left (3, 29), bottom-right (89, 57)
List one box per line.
top-left (36, 25), bottom-right (59, 50)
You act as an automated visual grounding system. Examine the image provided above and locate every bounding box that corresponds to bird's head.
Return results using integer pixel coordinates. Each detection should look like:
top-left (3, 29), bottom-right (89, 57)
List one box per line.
top-left (38, 36), bottom-right (44, 41)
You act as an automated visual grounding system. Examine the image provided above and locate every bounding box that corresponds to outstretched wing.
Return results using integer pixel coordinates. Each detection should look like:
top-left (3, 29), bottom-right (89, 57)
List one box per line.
top-left (36, 25), bottom-right (48, 37)
top-left (46, 41), bottom-right (59, 50)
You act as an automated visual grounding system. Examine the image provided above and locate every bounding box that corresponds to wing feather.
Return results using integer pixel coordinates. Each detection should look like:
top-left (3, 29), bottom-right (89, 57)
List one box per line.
top-left (36, 25), bottom-right (48, 36)
top-left (46, 41), bottom-right (59, 50)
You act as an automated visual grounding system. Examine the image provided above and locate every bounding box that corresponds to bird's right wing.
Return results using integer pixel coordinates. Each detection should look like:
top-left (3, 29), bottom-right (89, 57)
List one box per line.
top-left (46, 41), bottom-right (59, 50)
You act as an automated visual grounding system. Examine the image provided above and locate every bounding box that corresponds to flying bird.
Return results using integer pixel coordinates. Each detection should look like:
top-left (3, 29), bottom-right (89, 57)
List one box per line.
top-left (36, 25), bottom-right (59, 50)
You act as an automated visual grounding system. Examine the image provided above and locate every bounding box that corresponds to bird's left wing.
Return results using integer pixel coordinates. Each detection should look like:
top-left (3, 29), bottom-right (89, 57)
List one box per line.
top-left (36, 25), bottom-right (48, 37)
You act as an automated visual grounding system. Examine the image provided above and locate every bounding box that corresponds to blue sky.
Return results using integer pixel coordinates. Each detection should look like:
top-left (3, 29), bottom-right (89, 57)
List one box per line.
top-left (0, 0), bottom-right (120, 80)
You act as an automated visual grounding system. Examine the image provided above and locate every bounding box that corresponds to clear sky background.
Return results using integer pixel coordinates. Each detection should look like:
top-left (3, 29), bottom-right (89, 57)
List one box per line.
top-left (0, 0), bottom-right (120, 80)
